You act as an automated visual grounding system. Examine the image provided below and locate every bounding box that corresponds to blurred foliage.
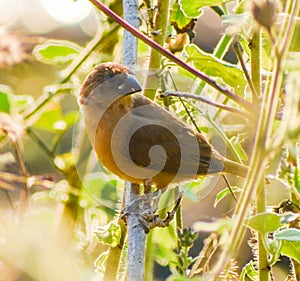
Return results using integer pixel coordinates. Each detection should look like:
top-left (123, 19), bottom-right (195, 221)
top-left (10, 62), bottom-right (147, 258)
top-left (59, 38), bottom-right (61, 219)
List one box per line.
top-left (0, 0), bottom-right (299, 280)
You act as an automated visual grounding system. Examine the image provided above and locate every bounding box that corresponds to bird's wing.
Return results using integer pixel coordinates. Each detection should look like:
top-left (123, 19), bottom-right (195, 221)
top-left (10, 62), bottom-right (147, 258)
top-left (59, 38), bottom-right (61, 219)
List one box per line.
top-left (124, 94), bottom-right (221, 175)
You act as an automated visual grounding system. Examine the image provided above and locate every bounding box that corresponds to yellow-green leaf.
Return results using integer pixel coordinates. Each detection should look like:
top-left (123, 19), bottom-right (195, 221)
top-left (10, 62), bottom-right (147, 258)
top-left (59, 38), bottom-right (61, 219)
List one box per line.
top-left (185, 44), bottom-right (246, 95)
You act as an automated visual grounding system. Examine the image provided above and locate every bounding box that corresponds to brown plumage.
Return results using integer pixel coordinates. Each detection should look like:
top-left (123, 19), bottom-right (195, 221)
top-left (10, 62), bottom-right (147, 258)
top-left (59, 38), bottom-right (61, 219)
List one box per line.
top-left (78, 62), bottom-right (248, 189)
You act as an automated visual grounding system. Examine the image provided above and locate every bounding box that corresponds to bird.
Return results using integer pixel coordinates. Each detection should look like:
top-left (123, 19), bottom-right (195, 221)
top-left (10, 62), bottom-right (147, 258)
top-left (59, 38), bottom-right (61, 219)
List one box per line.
top-left (78, 62), bottom-right (248, 189)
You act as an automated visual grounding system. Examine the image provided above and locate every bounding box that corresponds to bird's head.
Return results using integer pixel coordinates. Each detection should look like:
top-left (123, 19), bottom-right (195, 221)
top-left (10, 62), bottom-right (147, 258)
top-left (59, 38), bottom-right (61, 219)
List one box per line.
top-left (78, 62), bottom-right (142, 106)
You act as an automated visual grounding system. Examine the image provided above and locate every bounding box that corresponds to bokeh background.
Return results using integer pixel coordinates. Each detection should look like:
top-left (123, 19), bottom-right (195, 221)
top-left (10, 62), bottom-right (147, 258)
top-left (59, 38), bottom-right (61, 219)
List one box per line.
top-left (0, 1), bottom-right (292, 280)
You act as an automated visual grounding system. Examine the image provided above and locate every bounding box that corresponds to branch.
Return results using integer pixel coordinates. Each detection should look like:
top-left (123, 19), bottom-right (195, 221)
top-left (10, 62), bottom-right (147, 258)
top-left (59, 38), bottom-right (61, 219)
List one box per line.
top-left (122, 1), bottom-right (146, 280)
top-left (161, 91), bottom-right (250, 118)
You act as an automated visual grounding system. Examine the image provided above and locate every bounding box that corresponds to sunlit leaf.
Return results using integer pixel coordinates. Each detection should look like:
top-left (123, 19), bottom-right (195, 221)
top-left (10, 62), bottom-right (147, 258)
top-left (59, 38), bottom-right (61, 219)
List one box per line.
top-left (0, 92), bottom-right (10, 113)
top-left (193, 218), bottom-right (231, 234)
top-left (290, 22), bottom-right (300, 52)
top-left (33, 40), bottom-right (82, 64)
top-left (34, 107), bottom-right (62, 132)
top-left (246, 213), bottom-right (282, 233)
top-left (240, 261), bottom-right (258, 281)
top-left (280, 240), bottom-right (300, 262)
top-left (34, 107), bottom-right (78, 132)
top-left (80, 175), bottom-right (118, 212)
top-left (280, 212), bottom-right (300, 224)
top-left (214, 186), bottom-right (241, 207)
top-left (94, 250), bottom-right (109, 273)
top-left (0, 85), bottom-right (33, 114)
top-left (170, 1), bottom-right (196, 29)
top-left (274, 228), bottom-right (300, 241)
top-left (95, 221), bottom-right (122, 247)
top-left (179, 0), bottom-right (231, 18)
top-left (185, 44), bottom-right (246, 95)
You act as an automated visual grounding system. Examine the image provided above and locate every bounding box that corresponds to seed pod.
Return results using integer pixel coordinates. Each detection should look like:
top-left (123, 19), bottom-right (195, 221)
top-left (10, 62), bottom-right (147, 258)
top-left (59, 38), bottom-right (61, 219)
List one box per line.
top-left (252, 0), bottom-right (276, 31)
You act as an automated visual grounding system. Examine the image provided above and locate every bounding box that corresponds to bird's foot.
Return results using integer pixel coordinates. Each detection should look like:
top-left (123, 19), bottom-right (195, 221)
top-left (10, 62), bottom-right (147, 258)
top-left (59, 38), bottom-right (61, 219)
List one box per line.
top-left (121, 179), bottom-right (183, 233)
top-left (138, 194), bottom-right (183, 233)
top-left (121, 189), bottom-right (162, 223)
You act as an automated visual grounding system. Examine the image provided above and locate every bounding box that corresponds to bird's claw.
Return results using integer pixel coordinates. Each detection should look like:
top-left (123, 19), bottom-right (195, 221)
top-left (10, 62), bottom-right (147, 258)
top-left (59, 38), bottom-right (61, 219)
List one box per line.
top-left (138, 194), bottom-right (183, 233)
top-left (121, 179), bottom-right (183, 233)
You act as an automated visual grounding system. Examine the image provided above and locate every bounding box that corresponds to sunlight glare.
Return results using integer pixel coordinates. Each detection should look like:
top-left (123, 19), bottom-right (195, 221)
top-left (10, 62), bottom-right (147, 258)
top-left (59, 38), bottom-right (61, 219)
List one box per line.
top-left (42, 0), bottom-right (92, 23)
top-left (0, 0), bottom-right (18, 26)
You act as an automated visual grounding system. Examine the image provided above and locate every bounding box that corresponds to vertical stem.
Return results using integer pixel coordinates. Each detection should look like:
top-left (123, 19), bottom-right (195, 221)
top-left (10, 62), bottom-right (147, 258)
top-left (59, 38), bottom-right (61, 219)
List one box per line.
top-left (144, 0), bottom-right (170, 100)
top-left (251, 27), bottom-right (270, 281)
top-left (250, 29), bottom-right (261, 104)
top-left (122, 1), bottom-right (146, 280)
top-left (256, 179), bottom-right (270, 281)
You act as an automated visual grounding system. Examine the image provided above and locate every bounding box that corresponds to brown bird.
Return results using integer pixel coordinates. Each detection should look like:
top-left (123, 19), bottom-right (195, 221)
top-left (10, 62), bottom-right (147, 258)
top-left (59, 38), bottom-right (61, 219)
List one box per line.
top-left (78, 62), bottom-right (248, 189)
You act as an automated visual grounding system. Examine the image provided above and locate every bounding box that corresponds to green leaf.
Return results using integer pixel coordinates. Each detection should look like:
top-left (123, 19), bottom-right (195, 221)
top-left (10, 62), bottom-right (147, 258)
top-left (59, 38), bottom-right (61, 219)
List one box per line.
top-left (179, 0), bottom-right (231, 18)
top-left (33, 40), bottom-right (82, 64)
top-left (214, 186), bottom-right (241, 207)
top-left (274, 228), bottom-right (300, 241)
top-left (94, 250), bottom-right (109, 273)
top-left (185, 44), bottom-right (246, 95)
top-left (81, 175), bottom-right (118, 212)
top-left (170, 1), bottom-right (196, 29)
top-left (246, 213), bottom-right (282, 233)
top-left (0, 85), bottom-right (34, 114)
top-left (240, 261), bottom-right (258, 281)
top-left (290, 23), bottom-right (300, 52)
top-left (0, 92), bottom-right (10, 113)
top-left (193, 218), bottom-right (231, 234)
top-left (280, 240), bottom-right (300, 262)
top-left (34, 107), bottom-right (78, 132)
top-left (94, 221), bottom-right (121, 247)
top-left (280, 212), bottom-right (300, 224)
top-left (34, 107), bottom-right (63, 132)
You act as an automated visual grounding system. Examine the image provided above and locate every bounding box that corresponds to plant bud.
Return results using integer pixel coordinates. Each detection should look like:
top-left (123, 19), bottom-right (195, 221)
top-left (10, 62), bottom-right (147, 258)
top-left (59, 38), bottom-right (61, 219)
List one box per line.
top-left (251, 0), bottom-right (276, 31)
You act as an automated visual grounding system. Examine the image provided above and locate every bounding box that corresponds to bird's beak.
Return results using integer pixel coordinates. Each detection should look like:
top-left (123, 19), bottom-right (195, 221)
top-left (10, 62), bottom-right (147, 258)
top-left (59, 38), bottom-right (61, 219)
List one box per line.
top-left (117, 74), bottom-right (142, 95)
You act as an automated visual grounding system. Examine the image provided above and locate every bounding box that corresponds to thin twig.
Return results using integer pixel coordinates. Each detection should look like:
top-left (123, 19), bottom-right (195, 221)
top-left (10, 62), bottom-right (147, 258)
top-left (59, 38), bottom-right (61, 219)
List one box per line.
top-left (233, 40), bottom-right (259, 101)
top-left (0, 171), bottom-right (55, 189)
top-left (11, 140), bottom-right (29, 207)
top-left (166, 70), bottom-right (201, 132)
top-left (161, 91), bottom-right (249, 118)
